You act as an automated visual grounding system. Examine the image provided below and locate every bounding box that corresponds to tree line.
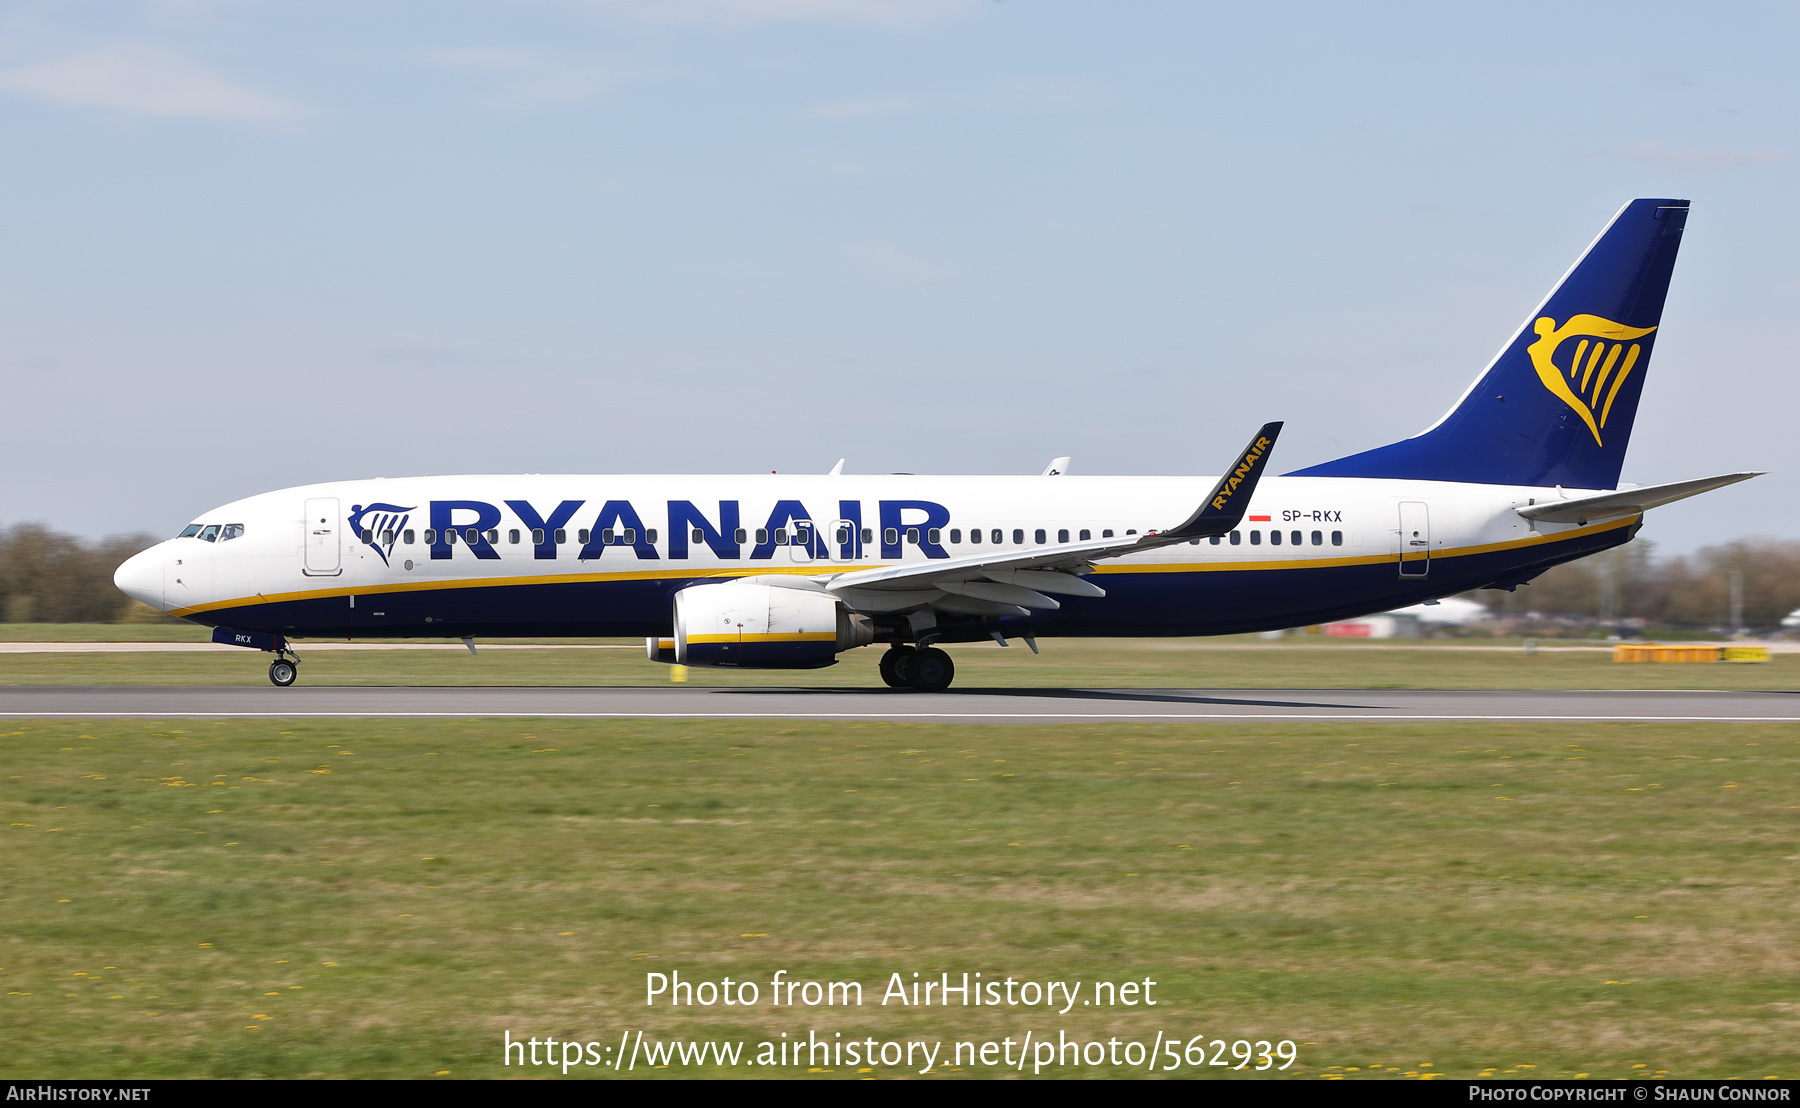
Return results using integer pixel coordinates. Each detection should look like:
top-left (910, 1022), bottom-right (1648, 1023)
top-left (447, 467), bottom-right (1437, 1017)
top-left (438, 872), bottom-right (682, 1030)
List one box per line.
top-left (1493, 537), bottom-right (1800, 631)
top-left (0, 525), bottom-right (164, 623)
top-left (1, 523), bottom-right (1796, 631)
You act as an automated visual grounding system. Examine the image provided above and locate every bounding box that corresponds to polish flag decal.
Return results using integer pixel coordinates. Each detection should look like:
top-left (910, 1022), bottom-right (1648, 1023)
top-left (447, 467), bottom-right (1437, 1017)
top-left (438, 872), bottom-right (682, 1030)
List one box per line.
top-left (1248, 515), bottom-right (1272, 521)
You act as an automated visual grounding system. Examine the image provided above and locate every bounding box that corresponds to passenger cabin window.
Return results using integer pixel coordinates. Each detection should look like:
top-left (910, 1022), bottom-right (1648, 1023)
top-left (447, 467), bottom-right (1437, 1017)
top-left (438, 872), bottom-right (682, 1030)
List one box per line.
top-left (486, 529), bottom-right (499, 544)
top-left (1291, 530), bottom-right (1302, 546)
top-left (445, 530), bottom-right (457, 545)
top-left (360, 528), bottom-right (373, 543)
top-left (1250, 530), bottom-right (1261, 545)
top-left (403, 529), bottom-right (415, 545)
top-left (380, 530), bottom-right (394, 546)
top-left (1058, 529), bottom-right (1069, 543)
top-left (423, 529), bottom-right (437, 544)
top-left (1034, 528), bottom-right (1047, 544)
top-left (734, 528), bottom-right (748, 544)
top-left (1102, 529), bottom-right (1114, 539)
top-left (509, 529), bottom-right (521, 545)
top-left (1079, 529), bottom-right (1091, 541)
top-left (925, 528), bottom-right (939, 545)
top-left (532, 528), bottom-right (545, 545)
top-left (1210, 535), bottom-right (1221, 545)
top-left (756, 529), bottom-right (769, 545)
top-left (1230, 530), bottom-right (1241, 545)
top-left (1012, 529), bottom-right (1024, 544)
top-left (949, 528), bottom-right (962, 543)
top-left (1311, 530), bottom-right (1322, 546)
top-left (178, 524), bottom-right (202, 538)
top-left (991, 529), bottom-right (1002, 544)
top-left (774, 529), bottom-right (788, 546)
top-left (692, 528), bottom-right (705, 542)
top-left (883, 527), bottom-right (899, 545)
top-left (646, 529), bottom-right (658, 544)
top-left (838, 527), bottom-right (852, 545)
top-left (220, 524), bottom-right (245, 542)
top-left (1331, 530), bottom-right (1343, 546)
top-left (582, 529), bottom-right (594, 544)
top-left (860, 528), bottom-right (872, 543)
top-left (198, 525), bottom-right (220, 542)
top-left (553, 528), bottom-right (566, 544)
top-left (906, 528), bottom-right (919, 544)
top-left (970, 529), bottom-right (982, 544)
top-left (602, 528), bottom-right (617, 545)
top-left (1270, 530), bottom-right (1281, 545)
top-left (794, 525), bottom-right (809, 545)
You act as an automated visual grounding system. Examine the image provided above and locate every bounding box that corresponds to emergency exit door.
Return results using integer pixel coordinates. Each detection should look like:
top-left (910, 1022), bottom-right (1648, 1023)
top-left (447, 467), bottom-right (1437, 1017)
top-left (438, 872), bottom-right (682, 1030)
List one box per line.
top-left (303, 497), bottom-right (342, 576)
top-left (1398, 501), bottom-right (1430, 578)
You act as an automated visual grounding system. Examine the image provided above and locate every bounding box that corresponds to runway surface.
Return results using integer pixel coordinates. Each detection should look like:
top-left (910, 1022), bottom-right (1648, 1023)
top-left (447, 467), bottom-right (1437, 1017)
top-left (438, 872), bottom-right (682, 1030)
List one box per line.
top-left (1, 686), bottom-right (1797, 722)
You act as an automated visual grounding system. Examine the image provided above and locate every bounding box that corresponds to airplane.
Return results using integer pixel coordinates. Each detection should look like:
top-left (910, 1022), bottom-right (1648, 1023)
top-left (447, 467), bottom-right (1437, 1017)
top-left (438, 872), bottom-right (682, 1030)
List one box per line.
top-left (114, 197), bottom-right (1760, 691)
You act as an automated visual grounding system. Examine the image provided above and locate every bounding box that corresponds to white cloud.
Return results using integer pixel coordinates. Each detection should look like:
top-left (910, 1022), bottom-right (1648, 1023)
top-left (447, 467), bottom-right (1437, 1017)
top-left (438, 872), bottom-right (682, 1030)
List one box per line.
top-left (0, 43), bottom-right (308, 124)
top-left (560, 0), bottom-right (977, 29)
top-left (432, 48), bottom-right (649, 108)
top-left (1585, 139), bottom-right (1790, 169)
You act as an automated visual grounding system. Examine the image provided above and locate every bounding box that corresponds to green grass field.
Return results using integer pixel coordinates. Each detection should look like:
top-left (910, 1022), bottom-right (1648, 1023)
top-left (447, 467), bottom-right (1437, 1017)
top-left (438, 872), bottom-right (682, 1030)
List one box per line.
top-left (4, 714), bottom-right (1798, 1079)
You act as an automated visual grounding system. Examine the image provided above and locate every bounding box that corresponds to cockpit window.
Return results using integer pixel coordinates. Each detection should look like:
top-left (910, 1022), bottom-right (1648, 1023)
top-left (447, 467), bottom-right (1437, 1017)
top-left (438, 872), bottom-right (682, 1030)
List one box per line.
top-left (220, 523), bottom-right (245, 542)
top-left (198, 525), bottom-right (220, 543)
top-left (178, 524), bottom-right (202, 538)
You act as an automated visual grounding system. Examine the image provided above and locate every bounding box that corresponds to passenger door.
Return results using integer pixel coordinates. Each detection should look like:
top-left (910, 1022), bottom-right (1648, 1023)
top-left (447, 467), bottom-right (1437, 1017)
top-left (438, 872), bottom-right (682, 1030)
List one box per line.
top-left (1398, 501), bottom-right (1429, 578)
top-left (303, 497), bottom-right (342, 576)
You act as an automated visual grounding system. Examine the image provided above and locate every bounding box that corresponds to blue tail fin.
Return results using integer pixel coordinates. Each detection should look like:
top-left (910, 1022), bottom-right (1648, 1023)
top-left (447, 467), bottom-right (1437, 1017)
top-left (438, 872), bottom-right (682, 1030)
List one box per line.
top-left (1289, 198), bottom-right (1689, 489)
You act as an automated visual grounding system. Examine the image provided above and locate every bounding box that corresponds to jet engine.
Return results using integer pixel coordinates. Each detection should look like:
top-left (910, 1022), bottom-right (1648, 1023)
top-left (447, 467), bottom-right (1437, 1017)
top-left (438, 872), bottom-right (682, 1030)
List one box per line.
top-left (669, 579), bottom-right (873, 668)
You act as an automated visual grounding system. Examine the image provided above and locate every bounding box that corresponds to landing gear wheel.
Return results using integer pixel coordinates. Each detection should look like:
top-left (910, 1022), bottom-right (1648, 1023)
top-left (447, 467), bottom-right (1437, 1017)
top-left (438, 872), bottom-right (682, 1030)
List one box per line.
top-left (268, 658), bottom-right (298, 687)
top-left (879, 646), bottom-right (915, 688)
top-left (908, 646), bottom-right (955, 692)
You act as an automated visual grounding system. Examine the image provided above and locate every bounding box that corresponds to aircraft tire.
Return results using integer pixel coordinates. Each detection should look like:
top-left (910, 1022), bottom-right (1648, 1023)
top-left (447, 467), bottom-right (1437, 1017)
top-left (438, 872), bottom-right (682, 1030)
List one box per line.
top-left (879, 646), bottom-right (915, 688)
top-left (269, 659), bottom-right (298, 687)
top-left (908, 647), bottom-right (954, 692)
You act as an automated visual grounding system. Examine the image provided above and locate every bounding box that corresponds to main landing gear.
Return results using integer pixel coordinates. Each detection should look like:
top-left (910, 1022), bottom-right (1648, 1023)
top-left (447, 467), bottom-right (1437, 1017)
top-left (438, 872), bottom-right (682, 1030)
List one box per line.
top-left (879, 645), bottom-right (956, 692)
top-left (268, 655), bottom-right (300, 687)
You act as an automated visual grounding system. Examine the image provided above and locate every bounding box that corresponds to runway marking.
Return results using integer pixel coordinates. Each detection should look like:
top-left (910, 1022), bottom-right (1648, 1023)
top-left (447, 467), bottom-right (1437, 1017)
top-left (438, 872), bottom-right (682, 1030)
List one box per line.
top-left (4, 712), bottom-right (1798, 723)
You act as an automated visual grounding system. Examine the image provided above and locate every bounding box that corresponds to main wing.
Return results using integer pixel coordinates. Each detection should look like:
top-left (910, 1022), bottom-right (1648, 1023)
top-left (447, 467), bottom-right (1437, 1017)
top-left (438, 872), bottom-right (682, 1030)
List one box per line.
top-left (826, 423), bottom-right (1282, 616)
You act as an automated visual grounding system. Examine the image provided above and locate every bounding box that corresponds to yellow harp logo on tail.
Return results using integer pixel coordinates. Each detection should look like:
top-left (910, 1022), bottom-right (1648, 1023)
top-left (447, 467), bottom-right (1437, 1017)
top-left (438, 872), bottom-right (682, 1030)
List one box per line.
top-left (1526, 315), bottom-right (1657, 447)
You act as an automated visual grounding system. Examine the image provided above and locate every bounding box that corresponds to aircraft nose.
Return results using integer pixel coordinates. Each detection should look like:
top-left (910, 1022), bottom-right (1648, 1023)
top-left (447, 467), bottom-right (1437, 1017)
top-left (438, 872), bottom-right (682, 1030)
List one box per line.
top-left (113, 546), bottom-right (165, 611)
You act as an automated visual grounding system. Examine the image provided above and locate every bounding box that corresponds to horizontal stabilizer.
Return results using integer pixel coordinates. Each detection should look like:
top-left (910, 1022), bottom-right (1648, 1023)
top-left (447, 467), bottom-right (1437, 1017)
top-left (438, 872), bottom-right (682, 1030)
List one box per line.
top-left (1516, 471), bottom-right (1762, 524)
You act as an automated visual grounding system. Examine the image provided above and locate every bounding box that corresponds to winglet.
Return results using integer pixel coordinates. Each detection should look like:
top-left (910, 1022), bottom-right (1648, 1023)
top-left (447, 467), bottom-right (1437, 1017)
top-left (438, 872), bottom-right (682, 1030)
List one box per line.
top-left (1154, 422), bottom-right (1283, 542)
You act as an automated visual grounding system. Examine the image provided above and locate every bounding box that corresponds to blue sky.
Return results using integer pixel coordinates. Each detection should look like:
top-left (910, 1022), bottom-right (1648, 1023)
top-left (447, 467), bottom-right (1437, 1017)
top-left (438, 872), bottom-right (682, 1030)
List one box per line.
top-left (1, 0), bottom-right (1795, 554)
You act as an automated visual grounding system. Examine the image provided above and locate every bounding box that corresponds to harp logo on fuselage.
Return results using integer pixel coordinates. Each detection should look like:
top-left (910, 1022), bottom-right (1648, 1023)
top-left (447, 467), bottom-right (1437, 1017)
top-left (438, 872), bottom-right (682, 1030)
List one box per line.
top-left (347, 502), bottom-right (416, 566)
top-left (1526, 315), bottom-right (1657, 448)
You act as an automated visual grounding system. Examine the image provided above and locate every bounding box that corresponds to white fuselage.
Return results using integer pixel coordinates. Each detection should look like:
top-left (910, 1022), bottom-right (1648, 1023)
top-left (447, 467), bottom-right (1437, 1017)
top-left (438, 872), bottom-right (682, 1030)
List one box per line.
top-left (113, 473), bottom-right (1635, 642)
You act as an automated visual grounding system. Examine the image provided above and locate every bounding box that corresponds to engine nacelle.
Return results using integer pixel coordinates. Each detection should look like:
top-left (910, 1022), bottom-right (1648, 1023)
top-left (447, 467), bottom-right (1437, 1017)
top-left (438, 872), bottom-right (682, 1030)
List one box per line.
top-left (673, 580), bottom-right (872, 668)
